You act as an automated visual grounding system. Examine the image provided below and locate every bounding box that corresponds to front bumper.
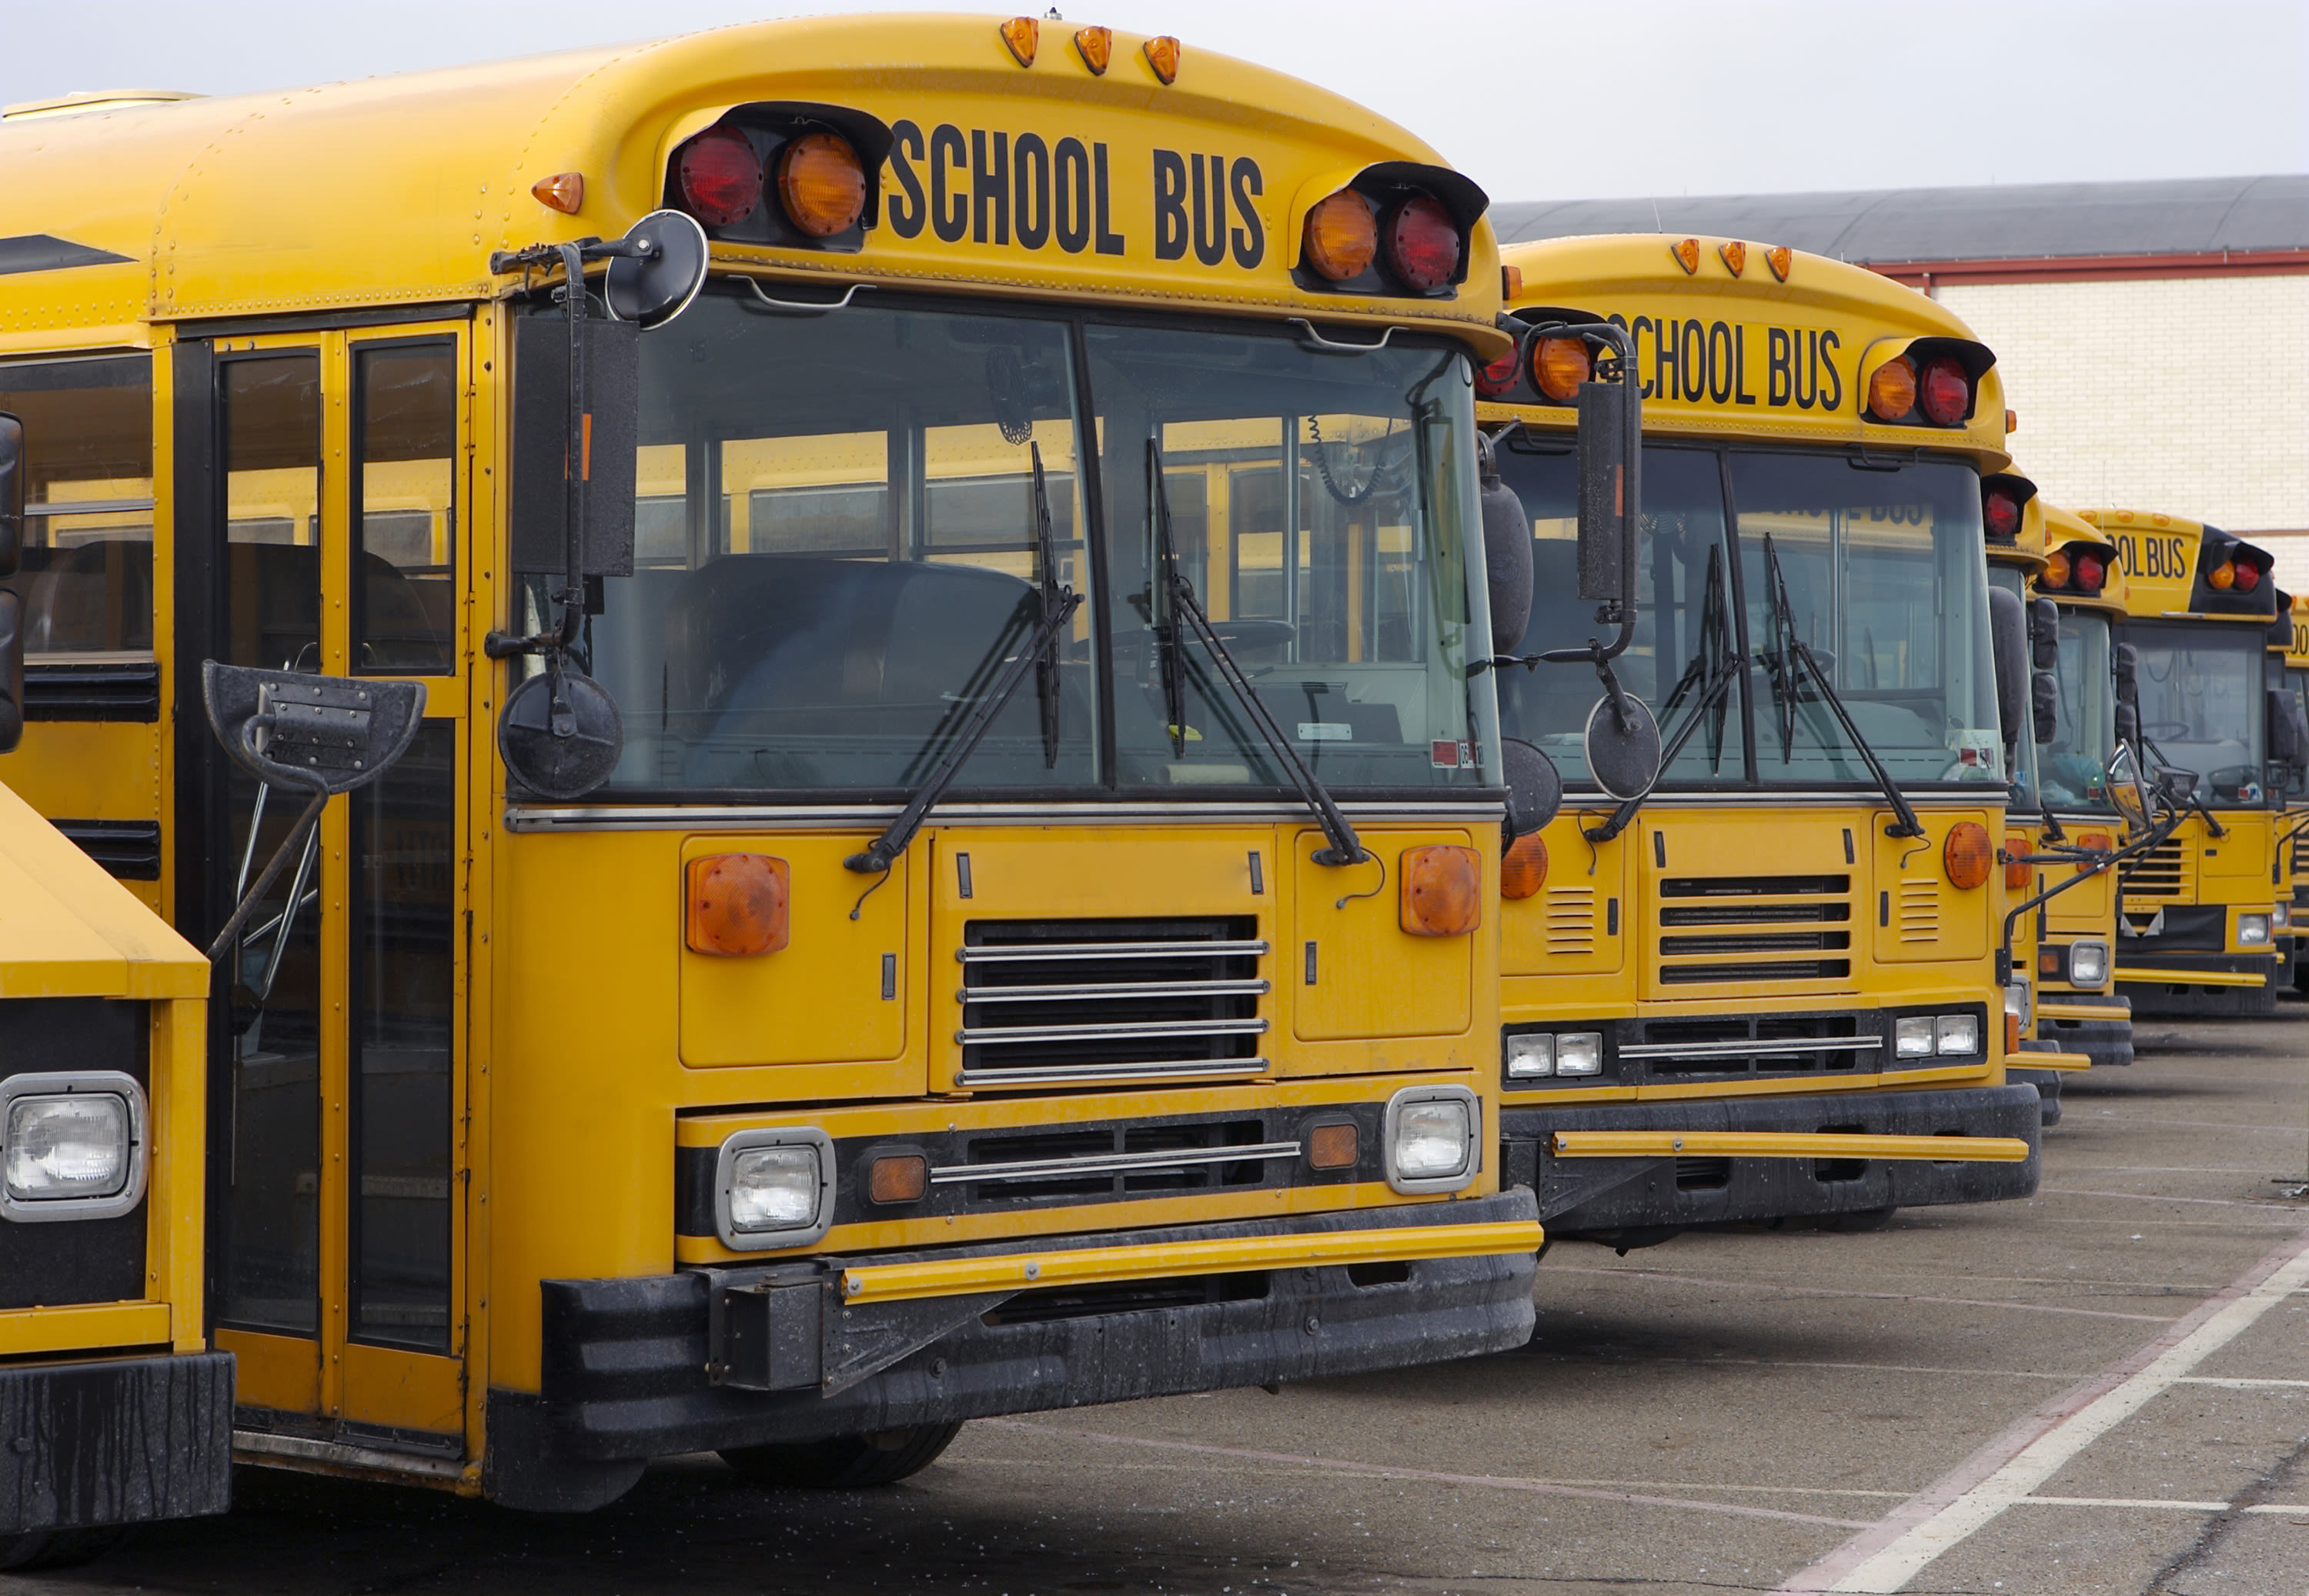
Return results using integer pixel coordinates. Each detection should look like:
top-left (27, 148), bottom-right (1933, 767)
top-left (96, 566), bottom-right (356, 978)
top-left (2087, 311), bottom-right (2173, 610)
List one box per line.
top-left (2118, 951), bottom-right (2278, 1017)
top-left (2038, 992), bottom-right (2134, 1067)
top-left (486, 1193), bottom-right (1540, 1511)
top-left (0, 1351), bottom-right (233, 1534)
top-left (1501, 1086), bottom-right (2042, 1237)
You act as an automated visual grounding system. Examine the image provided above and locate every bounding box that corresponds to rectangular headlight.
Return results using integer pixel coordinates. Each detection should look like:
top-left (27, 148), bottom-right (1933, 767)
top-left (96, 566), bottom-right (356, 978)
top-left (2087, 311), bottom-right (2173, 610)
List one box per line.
top-left (1936, 1013), bottom-right (1981, 1056)
top-left (2238, 913), bottom-right (2272, 947)
top-left (1505, 1033), bottom-right (1555, 1078)
top-left (1555, 1032), bottom-right (1605, 1076)
top-left (2068, 939), bottom-right (2109, 988)
top-left (5, 1094), bottom-right (130, 1202)
top-left (715, 1127), bottom-right (835, 1249)
top-left (1895, 1016), bottom-right (1936, 1058)
top-left (2274, 903), bottom-right (2292, 931)
top-left (2003, 982), bottom-right (2031, 1033)
top-left (1385, 1086), bottom-right (1478, 1194)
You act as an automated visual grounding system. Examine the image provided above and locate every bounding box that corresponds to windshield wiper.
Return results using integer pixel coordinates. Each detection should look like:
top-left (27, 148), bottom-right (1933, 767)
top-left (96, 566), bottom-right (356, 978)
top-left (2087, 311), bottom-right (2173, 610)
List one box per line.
top-left (845, 445), bottom-right (1082, 876)
top-left (1585, 544), bottom-right (1739, 843)
top-left (2135, 730), bottom-right (2228, 838)
top-left (1758, 531), bottom-right (1925, 839)
top-left (1148, 438), bottom-right (1368, 866)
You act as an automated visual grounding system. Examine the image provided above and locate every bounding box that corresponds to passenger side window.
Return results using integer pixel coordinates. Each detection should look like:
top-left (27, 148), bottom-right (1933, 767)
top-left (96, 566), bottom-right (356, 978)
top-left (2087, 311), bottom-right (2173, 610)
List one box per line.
top-left (0, 355), bottom-right (155, 656)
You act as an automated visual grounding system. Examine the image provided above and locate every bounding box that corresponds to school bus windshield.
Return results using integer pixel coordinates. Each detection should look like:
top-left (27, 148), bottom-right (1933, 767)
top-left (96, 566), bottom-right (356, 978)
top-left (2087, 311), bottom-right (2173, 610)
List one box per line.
top-left (2043, 609), bottom-right (2118, 811)
top-left (1497, 443), bottom-right (2001, 791)
top-left (2127, 620), bottom-right (2267, 804)
top-left (581, 289), bottom-right (1486, 797)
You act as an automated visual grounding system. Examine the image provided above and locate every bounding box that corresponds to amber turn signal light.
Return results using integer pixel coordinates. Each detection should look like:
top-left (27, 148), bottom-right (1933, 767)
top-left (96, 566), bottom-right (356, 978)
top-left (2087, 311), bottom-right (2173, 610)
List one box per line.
top-left (1766, 245), bottom-right (1792, 281)
top-left (1402, 845), bottom-right (1482, 937)
top-left (2004, 1011), bottom-right (2021, 1055)
top-left (1302, 189), bottom-right (1377, 282)
top-left (1000, 16), bottom-right (1039, 66)
top-left (1943, 823), bottom-right (1993, 891)
top-left (1718, 240), bottom-right (1746, 276)
top-left (1669, 237), bottom-right (1700, 275)
top-left (531, 172), bottom-right (584, 215)
top-left (1866, 355), bottom-right (1918, 422)
top-left (1532, 336), bottom-right (1591, 404)
top-left (2076, 831), bottom-right (2113, 872)
top-left (2004, 836), bottom-right (2031, 891)
top-left (1500, 832), bottom-right (1548, 900)
top-left (868, 1153), bottom-right (929, 1204)
top-left (1308, 1122), bottom-right (1359, 1170)
top-left (686, 853), bottom-right (791, 956)
top-left (778, 132), bottom-right (866, 238)
top-left (1074, 25), bottom-right (1111, 73)
top-left (1142, 35), bottom-right (1181, 84)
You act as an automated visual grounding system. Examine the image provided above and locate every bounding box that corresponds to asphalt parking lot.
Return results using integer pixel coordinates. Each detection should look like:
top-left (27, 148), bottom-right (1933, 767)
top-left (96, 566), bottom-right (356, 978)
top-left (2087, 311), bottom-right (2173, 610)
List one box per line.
top-left (29, 1017), bottom-right (2309, 1596)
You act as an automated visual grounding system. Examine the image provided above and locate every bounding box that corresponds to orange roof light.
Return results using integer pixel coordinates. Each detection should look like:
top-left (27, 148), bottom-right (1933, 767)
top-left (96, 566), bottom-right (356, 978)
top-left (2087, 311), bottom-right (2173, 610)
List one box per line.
top-left (777, 132), bottom-right (866, 238)
top-left (1532, 336), bottom-right (1591, 404)
top-left (1670, 237), bottom-right (1701, 275)
top-left (686, 853), bottom-right (791, 957)
top-left (2207, 560), bottom-right (2237, 590)
top-left (1000, 16), bottom-right (1039, 66)
top-left (1401, 845), bottom-right (1482, 937)
top-left (1500, 832), bottom-right (1548, 900)
top-left (1765, 245), bottom-right (1792, 281)
top-left (531, 172), bottom-right (584, 215)
top-left (2006, 408), bottom-right (2019, 434)
top-left (1074, 25), bottom-right (1111, 73)
top-left (2004, 836), bottom-right (2031, 891)
top-left (1718, 240), bottom-right (1746, 277)
top-left (1866, 355), bottom-right (1918, 422)
top-left (1943, 823), bottom-right (1993, 891)
top-left (1501, 264), bottom-right (1523, 299)
top-left (2043, 549), bottom-right (2072, 589)
top-left (1143, 35), bottom-right (1181, 84)
top-left (1302, 189), bottom-right (1377, 282)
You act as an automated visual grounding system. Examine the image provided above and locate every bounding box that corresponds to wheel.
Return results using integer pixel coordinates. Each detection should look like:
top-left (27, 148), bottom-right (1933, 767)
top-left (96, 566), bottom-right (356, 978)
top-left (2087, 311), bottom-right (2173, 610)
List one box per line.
top-left (719, 1421), bottom-right (964, 1489)
top-left (1820, 1207), bottom-right (1898, 1234)
top-left (0, 1527), bottom-right (123, 1572)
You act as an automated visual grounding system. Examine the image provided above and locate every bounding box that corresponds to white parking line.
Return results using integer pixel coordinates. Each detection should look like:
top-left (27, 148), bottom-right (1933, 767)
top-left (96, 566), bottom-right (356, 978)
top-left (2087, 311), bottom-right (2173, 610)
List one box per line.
top-left (1778, 1224), bottom-right (2309, 1594)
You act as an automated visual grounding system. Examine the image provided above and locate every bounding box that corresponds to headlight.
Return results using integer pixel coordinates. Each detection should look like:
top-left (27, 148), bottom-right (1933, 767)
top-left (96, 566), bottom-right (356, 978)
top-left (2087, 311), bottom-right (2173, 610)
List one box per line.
top-left (0, 1072), bottom-right (147, 1223)
top-left (1895, 1016), bottom-right (1936, 1058)
top-left (1384, 1086), bottom-right (1478, 1194)
top-left (1504, 1033), bottom-right (1555, 1078)
top-left (2274, 903), bottom-right (2292, 931)
top-left (713, 1127), bottom-right (834, 1249)
top-left (2238, 913), bottom-right (2272, 947)
top-left (1936, 1013), bottom-right (1981, 1056)
top-left (2068, 939), bottom-right (2110, 988)
top-left (1555, 1033), bottom-right (1605, 1076)
top-left (2003, 982), bottom-right (2032, 1033)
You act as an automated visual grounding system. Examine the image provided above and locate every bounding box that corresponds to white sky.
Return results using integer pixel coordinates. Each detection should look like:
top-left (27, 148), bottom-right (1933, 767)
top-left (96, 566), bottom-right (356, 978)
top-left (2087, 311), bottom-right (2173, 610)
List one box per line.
top-left (2, 2), bottom-right (2304, 204)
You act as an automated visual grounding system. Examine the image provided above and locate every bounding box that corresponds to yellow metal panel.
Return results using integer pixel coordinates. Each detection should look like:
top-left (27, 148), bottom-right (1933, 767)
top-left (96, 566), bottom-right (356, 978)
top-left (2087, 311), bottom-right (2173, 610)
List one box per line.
top-left (1291, 827), bottom-right (1474, 1041)
top-left (1550, 1130), bottom-right (2030, 1162)
top-left (2011, 1049), bottom-right (2091, 1071)
top-left (1500, 813), bottom-right (1626, 980)
top-left (0, 1301), bottom-right (171, 1357)
top-left (837, 1219), bottom-right (1543, 1305)
top-left (0, 779), bottom-right (204, 996)
top-left (338, 1343), bottom-right (465, 1438)
top-left (679, 834), bottom-right (909, 1068)
top-left (218, 1327), bottom-right (322, 1414)
top-left (1870, 809), bottom-right (1991, 966)
top-left (2115, 965), bottom-right (2267, 987)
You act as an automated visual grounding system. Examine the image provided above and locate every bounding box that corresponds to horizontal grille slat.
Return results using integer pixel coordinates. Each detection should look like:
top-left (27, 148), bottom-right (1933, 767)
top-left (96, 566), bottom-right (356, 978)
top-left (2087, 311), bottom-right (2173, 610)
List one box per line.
top-left (1654, 872), bottom-right (1855, 990)
top-left (2120, 839), bottom-right (2187, 898)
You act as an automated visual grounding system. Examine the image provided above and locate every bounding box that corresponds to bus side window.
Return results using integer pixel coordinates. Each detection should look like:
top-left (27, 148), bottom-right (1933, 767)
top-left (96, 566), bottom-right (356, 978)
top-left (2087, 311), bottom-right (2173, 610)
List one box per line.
top-left (0, 355), bottom-right (155, 658)
top-left (353, 342), bottom-right (456, 675)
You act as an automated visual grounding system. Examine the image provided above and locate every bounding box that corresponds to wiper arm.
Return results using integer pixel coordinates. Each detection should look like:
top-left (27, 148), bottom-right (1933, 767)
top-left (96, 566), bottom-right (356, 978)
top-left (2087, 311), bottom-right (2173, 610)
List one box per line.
top-left (1586, 545), bottom-right (1738, 844)
top-left (1149, 439), bottom-right (1368, 866)
top-left (845, 476), bottom-right (1083, 876)
top-left (1759, 532), bottom-right (1926, 840)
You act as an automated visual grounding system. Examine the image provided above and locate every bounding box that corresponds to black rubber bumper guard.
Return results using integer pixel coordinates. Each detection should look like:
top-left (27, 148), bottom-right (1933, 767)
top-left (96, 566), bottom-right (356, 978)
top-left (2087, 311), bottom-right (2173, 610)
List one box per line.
top-left (0, 1351), bottom-right (234, 1535)
top-left (487, 1190), bottom-right (1541, 1511)
top-left (2038, 992), bottom-right (2134, 1068)
top-left (1501, 1083), bottom-right (2043, 1239)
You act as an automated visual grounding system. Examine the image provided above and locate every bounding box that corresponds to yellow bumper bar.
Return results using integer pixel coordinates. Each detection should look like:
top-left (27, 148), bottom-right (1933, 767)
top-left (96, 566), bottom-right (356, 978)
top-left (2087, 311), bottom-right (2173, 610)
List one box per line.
top-left (838, 1218), bottom-right (1545, 1305)
top-left (2011, 1049), bottom-right (2092, 1072)
top-left (2037, 999), bottom-right (2130, 1022)
top-left (1550, 1130), bottom-right (2031, 1163)
top-left (0, 1301), bottom-right (172, 1357)
top-left (2114, 966), bottom-right (2267, 988)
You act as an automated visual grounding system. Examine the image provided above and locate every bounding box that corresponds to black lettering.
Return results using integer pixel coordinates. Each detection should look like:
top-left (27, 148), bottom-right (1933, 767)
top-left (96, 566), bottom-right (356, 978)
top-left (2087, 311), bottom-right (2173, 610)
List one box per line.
top-left (1014, 132), bottom-right (1051, 249)
top-left (1094, 142), bottom-right (1125, 255)
top-left (887, 120), bottom-right (927, 239)
top-left (930, 122), bottom-right (967, 243)
top-left (1191, 154), bottom-right (1228, 267)
top-left (1679, 319), bottom-right (1706, 403)
top-left (1152, 149), bottom-right (1188, 260)
top-left (1228, 158), bottom-right (1264, 267)
top-left (1733, 325), bottom-right (1756, 404)
top-left (972, 129), bottom-right (1009, 245)
top-left (1768, 326), bottom-right (1791, 406)
top-left (1707, 321), bottom-right (1734, 404)
top-left (1054, 138), bottom-right (1091, 252)
top-left (1819, 330), bottom-right (1843, 411)
top-left (1650, 316), bottom-right (1674, 399)
top-left (1632, 316), bottom-right (1656, 399)
top-left (1793, 330), bottom-right (1819, 410)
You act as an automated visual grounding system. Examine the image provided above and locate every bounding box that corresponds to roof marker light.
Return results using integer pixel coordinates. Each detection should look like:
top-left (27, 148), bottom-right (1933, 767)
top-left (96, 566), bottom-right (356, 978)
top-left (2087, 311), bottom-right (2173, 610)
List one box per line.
top-left (1718, 240), bottom-right (1746, 276)
top-left (1074, 25), bottom-right (1111, 73)
top-left (1670, 238), bottom-right (1700, 275)
top-left (2006, 408), bottom-right (2019, 434)
top-left (531, 172), bottom-right (584, 215)
top-left (1766, 245), bottom-right (1792, 281)
top-left (1502, 264), bottom-right (1523, 299)
top-left (1000, 16), bottom-right (1039, 66)
top-left (1143, 35), bottom-right (1181, 83)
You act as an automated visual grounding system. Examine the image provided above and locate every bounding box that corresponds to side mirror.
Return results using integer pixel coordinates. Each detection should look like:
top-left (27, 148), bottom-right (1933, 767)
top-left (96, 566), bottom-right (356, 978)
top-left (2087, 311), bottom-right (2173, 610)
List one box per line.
top-left (2028, 597), bottom-right (2060, 672)
top-left (1575, 371), bottom-right (1638, 613)
top-left (2107, 744), bottom-right (2150, 830)
top-left (1501, 736), bottom-right (1562, 840)
top-left (0, 411), bottom-right (22, 756)
top-left (1987, 585), bottom-right (2028, 750)
top-left (2112, 641), bottom-right (2140, 744)
top-left (1477, 432), bottom-right (1532, 654)
top-left (2031, 670), bottom-right (2060, 746)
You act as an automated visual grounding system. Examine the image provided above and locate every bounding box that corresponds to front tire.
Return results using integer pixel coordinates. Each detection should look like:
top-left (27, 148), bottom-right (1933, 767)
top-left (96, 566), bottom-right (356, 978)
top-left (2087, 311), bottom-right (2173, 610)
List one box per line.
top-left (719, 1422), bottom-right (964, 1489)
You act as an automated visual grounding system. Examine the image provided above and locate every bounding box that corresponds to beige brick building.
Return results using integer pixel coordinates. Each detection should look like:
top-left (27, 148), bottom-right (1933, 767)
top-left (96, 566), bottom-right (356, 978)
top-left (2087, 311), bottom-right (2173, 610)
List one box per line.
top-left (1492, 178), bottom-right (2309, 586)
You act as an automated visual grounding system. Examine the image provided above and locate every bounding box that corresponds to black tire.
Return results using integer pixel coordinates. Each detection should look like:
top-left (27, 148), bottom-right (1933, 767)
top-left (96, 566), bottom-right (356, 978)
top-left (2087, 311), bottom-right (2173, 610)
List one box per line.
top-left (719, 1422), bottom-right (964, 1490)
top-left (0, 1527), bottom-right (123, 1572)
top-left (1821, 1207), bottom-right (1898, 1234)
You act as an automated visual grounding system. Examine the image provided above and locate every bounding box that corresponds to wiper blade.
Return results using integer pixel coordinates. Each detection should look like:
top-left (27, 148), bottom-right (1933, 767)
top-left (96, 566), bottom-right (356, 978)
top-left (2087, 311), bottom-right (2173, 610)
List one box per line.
top-left (1586, 545), bottom-right (1738, 843)
top-left (845, 473), bottom-right (1083, 876)
top-left (1150, 438), bottom-right (1368, 866)
top-left (1759, 532), bottom-right (1926, 840)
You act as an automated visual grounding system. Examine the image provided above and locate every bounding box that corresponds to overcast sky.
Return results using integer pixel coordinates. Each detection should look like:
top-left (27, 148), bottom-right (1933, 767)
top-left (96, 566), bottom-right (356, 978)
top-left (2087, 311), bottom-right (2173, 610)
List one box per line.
top-left (3, 2), bottom-right (2303, 203)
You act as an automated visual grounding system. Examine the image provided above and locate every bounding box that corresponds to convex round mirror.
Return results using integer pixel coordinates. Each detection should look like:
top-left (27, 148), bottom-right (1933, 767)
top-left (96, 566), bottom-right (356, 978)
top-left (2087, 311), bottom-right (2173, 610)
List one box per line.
top-left (1502, 736), bottom-right (1562, 840)
top-left (1584, 693), bottom-right (1661, 803)
top-left (605, 209), bottom-right (710, 329)
top-left (500, 666), bottom-right (624, 800)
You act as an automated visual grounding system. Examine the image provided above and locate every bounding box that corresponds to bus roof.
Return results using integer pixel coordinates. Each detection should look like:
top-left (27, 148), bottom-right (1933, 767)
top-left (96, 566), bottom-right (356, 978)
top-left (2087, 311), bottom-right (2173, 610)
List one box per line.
top-left (2286, 593), bottom-right (2309, 668)
top-left (1485, 232), bottom-right (2010, 470)
top-left (0, 14), bottom-right (1505, 354)
top-left (2076, 507), bottom-right (2280, 626)
top-left (0, 780), bottom-right (204, 1000)
top-left (2034, 499), bottom-right (2128, 616)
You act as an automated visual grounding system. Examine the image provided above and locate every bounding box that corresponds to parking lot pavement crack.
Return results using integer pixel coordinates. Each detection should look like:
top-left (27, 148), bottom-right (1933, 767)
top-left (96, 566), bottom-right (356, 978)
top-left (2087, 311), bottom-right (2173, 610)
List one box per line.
top-left (2147, 1430), bottom-right (2309, 1594)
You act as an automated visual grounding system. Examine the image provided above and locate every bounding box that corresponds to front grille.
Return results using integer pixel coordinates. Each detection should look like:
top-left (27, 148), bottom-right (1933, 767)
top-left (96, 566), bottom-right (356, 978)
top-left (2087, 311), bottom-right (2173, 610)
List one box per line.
top-left (955, 917), bottom-right (1270, 1087)
top-left (936, 1120), bottom-right (1288, 1200)
top-left (2121, 839), bottom-right (2187, 899)
top-left (981, 1271), bottom-right (1269, 1326)
top-left (2292, 830), bottom-right (2306, 877)
top-left (1626, 1013), bottom-right (1876, 1076)
top-left (1656, 874), bottom-right (1853, 988)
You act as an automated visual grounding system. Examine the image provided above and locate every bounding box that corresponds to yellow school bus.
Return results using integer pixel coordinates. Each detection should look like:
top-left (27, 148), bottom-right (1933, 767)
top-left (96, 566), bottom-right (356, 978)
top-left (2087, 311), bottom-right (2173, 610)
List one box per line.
top-left (1477, 235), bottom-right (2037, 1244)
top-left (2081, 510), bottom-right (2285, 1015)
top-left (2281, 593), bottom-right (2309, 992)
top-left (2026, 504), bottom-right (2134, 1067)
top-left (2267, 590), bottom-right (2307, 988)
top-left (0, 16), bottom-right (1555, 1511)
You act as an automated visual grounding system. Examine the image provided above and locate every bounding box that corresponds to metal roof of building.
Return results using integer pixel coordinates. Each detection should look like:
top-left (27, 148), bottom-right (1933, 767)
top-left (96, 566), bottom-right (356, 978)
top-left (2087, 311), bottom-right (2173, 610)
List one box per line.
top-left (1489, 175), bottom-right (2309, 264)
